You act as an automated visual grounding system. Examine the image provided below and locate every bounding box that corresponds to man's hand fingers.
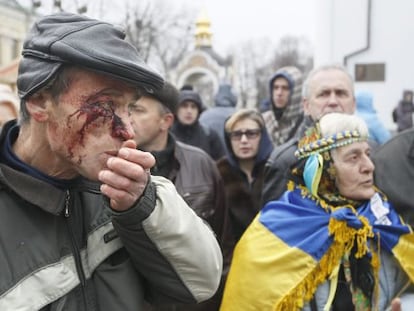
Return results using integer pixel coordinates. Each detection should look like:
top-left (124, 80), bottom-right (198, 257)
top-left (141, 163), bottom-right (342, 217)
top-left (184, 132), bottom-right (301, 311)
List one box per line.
top-left (391, 298), bottom-right (401, 311)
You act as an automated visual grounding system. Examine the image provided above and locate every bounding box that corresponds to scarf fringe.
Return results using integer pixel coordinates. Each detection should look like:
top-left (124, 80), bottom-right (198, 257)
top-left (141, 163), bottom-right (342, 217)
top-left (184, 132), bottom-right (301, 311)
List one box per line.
top-left (274, 209), bottom-right (376, 311)
top-left (275, 240), bottom-right (344, 310)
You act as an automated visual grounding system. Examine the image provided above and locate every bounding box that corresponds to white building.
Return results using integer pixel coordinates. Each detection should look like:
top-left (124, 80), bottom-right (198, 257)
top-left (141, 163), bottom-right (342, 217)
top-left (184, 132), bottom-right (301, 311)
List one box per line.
top-left (314, 0), bottom-right (414, 130)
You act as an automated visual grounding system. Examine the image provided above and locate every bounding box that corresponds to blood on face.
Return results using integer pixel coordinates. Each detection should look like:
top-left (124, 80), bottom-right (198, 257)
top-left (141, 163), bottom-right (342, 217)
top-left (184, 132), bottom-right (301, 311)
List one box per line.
top-left (66, 100), bottom-right (129, 161)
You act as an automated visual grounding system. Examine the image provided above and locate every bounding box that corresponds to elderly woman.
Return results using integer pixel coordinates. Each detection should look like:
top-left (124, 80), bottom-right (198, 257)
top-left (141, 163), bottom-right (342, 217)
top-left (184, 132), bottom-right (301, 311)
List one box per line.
top-left (220, 113), bottom-right (414, 311)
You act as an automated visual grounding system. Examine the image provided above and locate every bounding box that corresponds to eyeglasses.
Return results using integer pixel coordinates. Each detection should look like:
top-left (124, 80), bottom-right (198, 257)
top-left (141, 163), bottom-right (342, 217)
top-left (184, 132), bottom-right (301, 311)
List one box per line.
top-left (229, 129), bottom-right (261, 141)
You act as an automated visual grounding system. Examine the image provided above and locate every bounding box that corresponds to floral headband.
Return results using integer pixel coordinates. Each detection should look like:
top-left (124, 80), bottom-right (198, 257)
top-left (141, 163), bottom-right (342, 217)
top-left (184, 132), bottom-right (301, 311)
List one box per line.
top-left (294, 125), bottom-right (368, 198)
top-left (295, 129), bottom-right (366, 159)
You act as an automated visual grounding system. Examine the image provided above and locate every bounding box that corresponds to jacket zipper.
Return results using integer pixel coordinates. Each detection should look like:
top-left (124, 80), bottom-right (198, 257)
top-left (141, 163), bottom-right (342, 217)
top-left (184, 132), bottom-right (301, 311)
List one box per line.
top-left (64, 190), bottom-right (88, 309)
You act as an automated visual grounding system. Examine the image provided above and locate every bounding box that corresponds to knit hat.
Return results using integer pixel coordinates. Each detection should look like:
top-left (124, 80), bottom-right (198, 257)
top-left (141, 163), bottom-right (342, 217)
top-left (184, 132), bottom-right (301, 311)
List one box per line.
top-left (17, 12), bottom-right (164, 99)
top-left (178, 90), bottom-right (205, 112)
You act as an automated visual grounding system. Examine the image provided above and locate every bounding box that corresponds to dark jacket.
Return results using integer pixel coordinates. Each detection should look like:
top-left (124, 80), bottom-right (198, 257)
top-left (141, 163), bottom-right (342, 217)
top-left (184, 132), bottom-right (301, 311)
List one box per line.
top-left (261, 116), bottom-right (311, 205)
top-left (392, 91), bottom-right (414, 132)
top-left (148, 135), bottom-right (228, 311)
top-left (151, 135), bottom-right (226, 241)
top-left (199, 83), bottom-right (237, 148)
top-left (0, 121), bottom-right (222, 311)
top-left (171, 121), bottom-right (224, 160)
top-left (372, 128), bottom-right (414, 227)
top-left (217, 124), bottom-right (273, 243)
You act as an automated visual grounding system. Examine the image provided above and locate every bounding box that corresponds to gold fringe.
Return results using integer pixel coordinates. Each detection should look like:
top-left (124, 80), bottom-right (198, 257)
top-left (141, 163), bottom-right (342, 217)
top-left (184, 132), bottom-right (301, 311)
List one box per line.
top-left (275, 240), bottom-right (345, 310)
top-left (274, 215), bottom-right (375, 311)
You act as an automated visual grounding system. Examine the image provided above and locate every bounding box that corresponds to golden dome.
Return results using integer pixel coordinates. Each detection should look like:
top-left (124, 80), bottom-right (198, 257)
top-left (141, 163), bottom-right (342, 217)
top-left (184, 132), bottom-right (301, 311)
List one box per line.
top-left (195, 9), bottom-right (212, 48)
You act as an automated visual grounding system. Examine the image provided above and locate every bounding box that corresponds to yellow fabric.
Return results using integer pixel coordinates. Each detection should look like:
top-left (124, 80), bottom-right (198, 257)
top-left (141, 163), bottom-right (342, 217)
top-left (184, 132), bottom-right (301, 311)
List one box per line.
top-left (392, 233), bottom-right (414, 282)
top-left (220, 218), bottom-right (316, 311)
top-left (324, 264), bottom-right (340, 311)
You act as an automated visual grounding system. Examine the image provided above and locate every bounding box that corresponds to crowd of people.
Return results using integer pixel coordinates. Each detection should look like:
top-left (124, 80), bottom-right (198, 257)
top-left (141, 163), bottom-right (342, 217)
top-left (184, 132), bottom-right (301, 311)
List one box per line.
top-left (0, 11), bottom-right (413, 311)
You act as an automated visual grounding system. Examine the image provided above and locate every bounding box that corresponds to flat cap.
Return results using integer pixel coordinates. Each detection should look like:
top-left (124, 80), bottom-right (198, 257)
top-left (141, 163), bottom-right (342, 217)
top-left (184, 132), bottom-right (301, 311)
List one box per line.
top-left (17, 12), bottom-right (164, 99)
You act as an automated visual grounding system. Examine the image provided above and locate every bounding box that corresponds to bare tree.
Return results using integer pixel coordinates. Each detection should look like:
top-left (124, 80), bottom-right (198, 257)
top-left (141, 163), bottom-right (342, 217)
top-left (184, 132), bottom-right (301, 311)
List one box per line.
top-left (272, 35), bottom-right (314, 75)
top-left (123, 0), bottom-right (195, 78)
top-left (231, 38), bottom-right (276, 109)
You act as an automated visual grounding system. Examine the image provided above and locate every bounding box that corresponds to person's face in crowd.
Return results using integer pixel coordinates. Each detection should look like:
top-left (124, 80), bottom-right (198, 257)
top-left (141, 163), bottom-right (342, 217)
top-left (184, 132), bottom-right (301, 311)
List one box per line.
top-left (304, 69), bottom-right (355, 121)
top-left (403, 91), bottom-right (413, 102)
top-left (272, 77), bottom-right (290, 108)
top-left (27, 68), bottom-right (137, 180)
top-left (330, 141), bottom-right (375, 200)
top-left (0, 102), bottom-right (17, 127)
top-left (176, 100), bottom-right (199, 125)
top-left (229, 118), bottom-right (261, 160)
top-left (129, 96), bottom-right (171, 151)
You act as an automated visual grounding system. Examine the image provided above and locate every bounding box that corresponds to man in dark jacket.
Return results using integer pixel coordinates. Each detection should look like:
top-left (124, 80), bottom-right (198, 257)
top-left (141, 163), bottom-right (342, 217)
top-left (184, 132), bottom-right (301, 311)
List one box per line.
top-left (261, 64), bottom-right (356, 205)
top-left (392, 90), bottom-right (414, 132)
top-left (373, 128), bottom-right (414, 227)
top-left (199, 82), bottom-right (238, 148)
top-left (129, 81), bottom-right (230, 311)
top-left (171, 89), bottom-right (224, 160)
top-left (0, 12), bottom-right (222, 311)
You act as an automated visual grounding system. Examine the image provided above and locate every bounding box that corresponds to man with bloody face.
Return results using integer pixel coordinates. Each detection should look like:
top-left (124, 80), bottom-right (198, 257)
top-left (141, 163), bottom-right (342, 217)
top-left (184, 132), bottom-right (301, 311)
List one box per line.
top-left (0, 12), bottom-right (222, 310)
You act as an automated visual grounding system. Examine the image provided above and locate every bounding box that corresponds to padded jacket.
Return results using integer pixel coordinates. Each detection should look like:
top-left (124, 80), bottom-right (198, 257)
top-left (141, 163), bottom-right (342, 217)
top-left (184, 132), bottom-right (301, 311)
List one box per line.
top-left (0, 124), bottom-right (222, 311)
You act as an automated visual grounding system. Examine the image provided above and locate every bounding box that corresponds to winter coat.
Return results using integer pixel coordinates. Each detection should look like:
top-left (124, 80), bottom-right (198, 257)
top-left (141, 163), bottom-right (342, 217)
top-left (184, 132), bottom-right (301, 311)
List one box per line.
top-left (372, 128), bottom-right (414, 227)
top-left (151, 135), bottom-right (227, 248)
top-left (0, 121), bottom-right (222, 311)
top-left (261, 116), bottom-right (312, 205)
top-left (262, 66), bottom-right (304, 146)
top-left (217, 124), bottom-right (273, 244)
top-left (147, 136), bottom-right (229, 311)
top-left (199, 83), bottom-right (237, 148)
top-left (171, 121), bottom-right (224, 160)
top-left (356, 91), bottom-right (391, 144)
top-left (392, 92), bottom-right (414, 132)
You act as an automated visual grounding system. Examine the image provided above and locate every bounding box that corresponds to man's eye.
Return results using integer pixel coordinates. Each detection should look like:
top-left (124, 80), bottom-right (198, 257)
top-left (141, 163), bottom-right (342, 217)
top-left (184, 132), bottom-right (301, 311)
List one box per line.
top-left (128, 104), bottom-right (139, 112)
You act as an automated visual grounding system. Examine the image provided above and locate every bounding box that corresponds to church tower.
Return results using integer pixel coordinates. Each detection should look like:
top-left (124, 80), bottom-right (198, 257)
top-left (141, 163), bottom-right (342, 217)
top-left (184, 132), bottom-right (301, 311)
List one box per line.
top-left (195, 9), bottom-right (212, 48)
top-left (171, 9), bottom-right (233, 108)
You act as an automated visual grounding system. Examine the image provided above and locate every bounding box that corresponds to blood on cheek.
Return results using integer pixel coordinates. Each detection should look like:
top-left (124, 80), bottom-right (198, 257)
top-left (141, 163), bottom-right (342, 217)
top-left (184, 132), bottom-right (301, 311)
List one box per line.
top-left (65, 101), bottom-right (129, 160)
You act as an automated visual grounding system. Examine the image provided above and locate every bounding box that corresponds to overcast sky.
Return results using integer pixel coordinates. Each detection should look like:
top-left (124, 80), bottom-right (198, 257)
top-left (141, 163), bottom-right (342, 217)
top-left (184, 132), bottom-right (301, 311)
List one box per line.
top-left (18, 0), bottom-right (316, 55)
top-left (179, 0), bottom-right (317, 54)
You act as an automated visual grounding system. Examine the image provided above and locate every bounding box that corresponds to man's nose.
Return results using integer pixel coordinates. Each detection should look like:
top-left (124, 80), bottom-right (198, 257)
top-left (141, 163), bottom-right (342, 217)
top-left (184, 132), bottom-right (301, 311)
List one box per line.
top-left (328, 92), bottom-right (339, 104)
top-left (113, 111), bottom-right (135, 141)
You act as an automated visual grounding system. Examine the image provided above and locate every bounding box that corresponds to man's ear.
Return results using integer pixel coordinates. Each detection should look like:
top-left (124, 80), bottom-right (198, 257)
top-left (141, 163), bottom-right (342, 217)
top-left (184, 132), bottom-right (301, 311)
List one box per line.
top-left (161, 113), bottom-right (174, 131)
top-left (302, 98), bottom-right (310, 115)
top-left (25, 91), bottom-right (51, 122)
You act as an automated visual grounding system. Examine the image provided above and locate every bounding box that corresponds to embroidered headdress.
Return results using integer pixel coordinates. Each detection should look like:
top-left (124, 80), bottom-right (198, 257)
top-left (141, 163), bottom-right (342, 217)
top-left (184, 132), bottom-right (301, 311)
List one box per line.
top-left (292, 113), bottom-right (369, 202)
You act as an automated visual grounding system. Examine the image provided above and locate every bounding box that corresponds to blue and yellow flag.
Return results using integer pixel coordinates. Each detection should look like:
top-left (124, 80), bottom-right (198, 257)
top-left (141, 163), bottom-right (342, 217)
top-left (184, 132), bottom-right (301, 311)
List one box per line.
top-left (220, 188), bottom-right (414, 311)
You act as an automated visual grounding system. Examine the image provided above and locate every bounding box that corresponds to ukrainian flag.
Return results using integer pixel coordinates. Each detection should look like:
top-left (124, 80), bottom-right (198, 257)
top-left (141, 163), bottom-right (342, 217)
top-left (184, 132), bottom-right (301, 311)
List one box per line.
top-left (220, 188), bottom-right (414, 311)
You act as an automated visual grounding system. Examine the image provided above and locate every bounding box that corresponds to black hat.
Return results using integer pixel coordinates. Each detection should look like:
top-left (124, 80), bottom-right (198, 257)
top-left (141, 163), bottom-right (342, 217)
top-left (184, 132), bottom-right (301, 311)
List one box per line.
top-left (147, 81), bottom-right (179, 114)
top-left (178, 90), bottom-right (205, 112)
top-left (17, 12), bottom-right (164, 99)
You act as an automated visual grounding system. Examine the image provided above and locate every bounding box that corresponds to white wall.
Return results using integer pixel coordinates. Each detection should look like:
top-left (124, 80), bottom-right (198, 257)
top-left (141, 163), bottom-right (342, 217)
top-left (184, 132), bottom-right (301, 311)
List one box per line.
top-left (314, 0), bottom-right (414, 130)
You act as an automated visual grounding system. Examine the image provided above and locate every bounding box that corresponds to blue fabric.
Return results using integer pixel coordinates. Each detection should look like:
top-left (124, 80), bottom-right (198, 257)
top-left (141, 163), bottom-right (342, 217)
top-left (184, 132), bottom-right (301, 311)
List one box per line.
top-left (356, 91), bottom-right (391, 144)
top-left (260, 188), bottom-right (411, 260)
